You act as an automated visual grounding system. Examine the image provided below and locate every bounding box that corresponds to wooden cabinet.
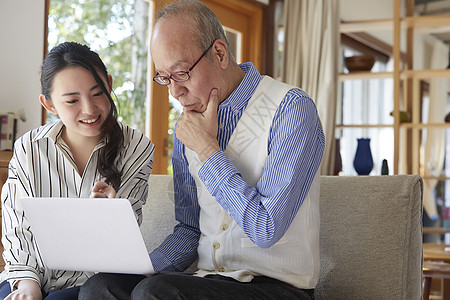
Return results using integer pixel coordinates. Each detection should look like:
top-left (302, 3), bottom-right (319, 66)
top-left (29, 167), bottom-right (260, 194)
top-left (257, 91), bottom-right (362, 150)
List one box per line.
top-left (0, 150), bottom-right (13, 272)
top-left (0, 151), bottom-right (11, 190)
top-left (338, 0), bottom-right (450, 175)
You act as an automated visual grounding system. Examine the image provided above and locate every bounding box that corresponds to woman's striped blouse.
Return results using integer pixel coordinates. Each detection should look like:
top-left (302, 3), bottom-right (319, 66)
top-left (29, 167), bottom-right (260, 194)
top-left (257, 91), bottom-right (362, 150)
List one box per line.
top-left (1, 120), bottom-right (154, 293)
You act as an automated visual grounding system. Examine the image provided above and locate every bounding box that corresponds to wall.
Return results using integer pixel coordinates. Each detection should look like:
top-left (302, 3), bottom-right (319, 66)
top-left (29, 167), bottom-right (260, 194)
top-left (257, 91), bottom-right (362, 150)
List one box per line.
top-left (0, 0), bottom-right (46, 138)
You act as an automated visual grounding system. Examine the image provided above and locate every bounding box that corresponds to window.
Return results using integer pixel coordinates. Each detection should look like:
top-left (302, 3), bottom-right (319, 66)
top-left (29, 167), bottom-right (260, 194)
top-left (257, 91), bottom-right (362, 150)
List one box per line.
top-left (46, 0), bottom-right (150, 135)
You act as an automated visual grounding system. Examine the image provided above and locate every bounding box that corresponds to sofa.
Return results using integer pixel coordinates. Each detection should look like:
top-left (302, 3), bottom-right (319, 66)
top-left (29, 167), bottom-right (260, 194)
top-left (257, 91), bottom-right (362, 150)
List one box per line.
top-left (141, 174), bottom-right (423, 300)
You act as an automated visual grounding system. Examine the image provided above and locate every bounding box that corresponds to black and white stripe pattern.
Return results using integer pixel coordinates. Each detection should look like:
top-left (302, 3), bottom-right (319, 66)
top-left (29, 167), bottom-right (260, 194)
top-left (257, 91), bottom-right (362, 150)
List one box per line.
top-left (1, 120), bottom-right (154, 292)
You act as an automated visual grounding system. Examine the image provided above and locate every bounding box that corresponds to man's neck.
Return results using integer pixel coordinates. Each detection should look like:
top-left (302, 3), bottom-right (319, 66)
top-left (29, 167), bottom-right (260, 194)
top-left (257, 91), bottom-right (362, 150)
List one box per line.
top-left (221, 63), bottom-right (246, 103)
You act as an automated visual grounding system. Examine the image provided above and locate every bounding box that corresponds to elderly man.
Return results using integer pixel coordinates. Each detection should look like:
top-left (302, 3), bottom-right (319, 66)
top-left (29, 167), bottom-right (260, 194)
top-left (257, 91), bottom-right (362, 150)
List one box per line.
top-left (80, 0), bottom-right (324, 299)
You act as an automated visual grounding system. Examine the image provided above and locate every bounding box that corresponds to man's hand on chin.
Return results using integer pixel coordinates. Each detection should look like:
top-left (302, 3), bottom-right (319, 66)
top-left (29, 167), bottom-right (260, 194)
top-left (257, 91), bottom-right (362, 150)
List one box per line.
top-left (176, 89), bottom-right (221, 163)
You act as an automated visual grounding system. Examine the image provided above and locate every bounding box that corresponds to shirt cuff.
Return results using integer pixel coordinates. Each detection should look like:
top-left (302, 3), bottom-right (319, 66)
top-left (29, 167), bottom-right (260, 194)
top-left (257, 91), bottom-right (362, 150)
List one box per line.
top-left (198, 150), bottom-right (237, 196)
top-left (150, 250), bottom-right (195, 272)
top-left (6, 271), bottom-right (41, 291)
top-left (149, 251), bottom-right (174, 272)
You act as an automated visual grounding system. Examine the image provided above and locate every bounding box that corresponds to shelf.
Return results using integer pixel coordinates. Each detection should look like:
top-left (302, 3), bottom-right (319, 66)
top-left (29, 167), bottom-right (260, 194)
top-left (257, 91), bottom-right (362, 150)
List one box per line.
top-left (336, 124), bottom-right (393, 129)
top-left (400, 68), bottom-right (450, 79)
top-left (422, 176), bottom-right (450, 181)
top-left (337, 123), bottom-right (450, 129)
top-left (402, 14), bottom-right (450, 30)
top-left (339, 71), bottom-right (393, 81)
top-left (423, 227), bottom-right (450, 234)
top-left (340, 13), bottom-right (450, 33)
top-left (339, 1), bottom-right (450, 177)
top-left (340, 68), bottom-right (450, 81)
top-left (400, 123), bottom-right (450, 129)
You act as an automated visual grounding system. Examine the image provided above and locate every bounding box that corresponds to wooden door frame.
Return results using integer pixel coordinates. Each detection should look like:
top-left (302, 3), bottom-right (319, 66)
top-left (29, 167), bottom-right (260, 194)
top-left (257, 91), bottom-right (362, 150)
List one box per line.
top-left (148, 0), bottom-right (273, 174)
top-left (42, 0), bottom-right (50, 125)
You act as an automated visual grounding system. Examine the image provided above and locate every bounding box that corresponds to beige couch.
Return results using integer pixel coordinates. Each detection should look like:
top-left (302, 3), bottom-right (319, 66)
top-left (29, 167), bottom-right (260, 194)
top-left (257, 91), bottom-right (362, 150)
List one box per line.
top-left (141, 174), bottom-right (423, 299)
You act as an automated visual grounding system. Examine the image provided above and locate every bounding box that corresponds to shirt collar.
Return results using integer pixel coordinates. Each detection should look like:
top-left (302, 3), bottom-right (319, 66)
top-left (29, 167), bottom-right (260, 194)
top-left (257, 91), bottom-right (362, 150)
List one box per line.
top-left (219, 62), bottom-right (262, 112)
top-left (32, 120), bottom-right (65, 143)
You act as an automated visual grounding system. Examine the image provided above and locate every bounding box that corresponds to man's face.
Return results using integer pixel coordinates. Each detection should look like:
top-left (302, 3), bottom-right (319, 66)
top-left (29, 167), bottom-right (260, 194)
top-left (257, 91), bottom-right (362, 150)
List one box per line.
top-left (150, 18), bottom-right (219, 113)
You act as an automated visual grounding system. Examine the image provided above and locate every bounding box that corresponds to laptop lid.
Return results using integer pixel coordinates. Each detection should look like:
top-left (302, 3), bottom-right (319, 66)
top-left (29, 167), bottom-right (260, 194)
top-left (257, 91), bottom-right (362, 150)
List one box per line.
top-left (20, 197), bottom-right (154, 275)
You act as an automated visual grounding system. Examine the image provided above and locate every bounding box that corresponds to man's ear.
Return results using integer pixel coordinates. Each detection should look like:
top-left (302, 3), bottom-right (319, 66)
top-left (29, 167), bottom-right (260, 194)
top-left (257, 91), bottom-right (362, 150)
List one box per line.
top-left (39, 94), bottom-right (58, 115)
top-left (212, 39), bottom-right (229, 69)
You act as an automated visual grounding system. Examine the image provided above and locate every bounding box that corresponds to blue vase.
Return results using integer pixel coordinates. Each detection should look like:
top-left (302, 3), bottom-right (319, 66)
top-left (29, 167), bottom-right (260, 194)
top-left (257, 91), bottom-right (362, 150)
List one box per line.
top-left (353, 138), bottom-right (374, 175)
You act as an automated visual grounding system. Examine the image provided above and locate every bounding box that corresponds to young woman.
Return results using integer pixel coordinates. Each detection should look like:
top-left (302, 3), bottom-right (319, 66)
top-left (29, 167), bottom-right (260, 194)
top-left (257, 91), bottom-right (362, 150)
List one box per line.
top-left (0, 42), bottom-right (155, 300)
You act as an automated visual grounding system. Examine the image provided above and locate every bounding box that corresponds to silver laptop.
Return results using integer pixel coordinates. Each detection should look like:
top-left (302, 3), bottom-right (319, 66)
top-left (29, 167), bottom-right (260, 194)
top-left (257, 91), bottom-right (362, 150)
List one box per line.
top-left (20, 197), bottom-right (154, 274)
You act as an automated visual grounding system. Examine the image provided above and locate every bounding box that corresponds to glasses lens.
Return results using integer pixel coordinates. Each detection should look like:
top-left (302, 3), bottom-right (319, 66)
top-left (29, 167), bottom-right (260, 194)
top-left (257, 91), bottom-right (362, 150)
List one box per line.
top-left (153, 75), bottom-right (170, 85)
top-left (171, 72), bottom-right (190, 82)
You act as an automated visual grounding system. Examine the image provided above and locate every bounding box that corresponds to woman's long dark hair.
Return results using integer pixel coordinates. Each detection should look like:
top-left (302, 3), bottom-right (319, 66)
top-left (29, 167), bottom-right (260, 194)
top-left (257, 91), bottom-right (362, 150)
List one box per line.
top-left (41, 42), bottom-right (123, 191)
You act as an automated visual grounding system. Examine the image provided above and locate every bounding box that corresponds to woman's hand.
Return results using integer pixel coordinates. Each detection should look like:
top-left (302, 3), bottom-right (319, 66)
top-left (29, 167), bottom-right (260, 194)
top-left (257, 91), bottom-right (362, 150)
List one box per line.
top-left (5, 279), bottom-right (42, 300)
top-left (91, 181), bottom-right (116, 198)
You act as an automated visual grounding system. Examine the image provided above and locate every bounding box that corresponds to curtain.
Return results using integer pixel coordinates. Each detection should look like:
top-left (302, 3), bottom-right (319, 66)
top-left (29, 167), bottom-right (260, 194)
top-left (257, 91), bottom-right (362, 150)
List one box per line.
top-left (422, 39), bottom-right (449, 219)
top-left (280, 0), bottom-right (339, 175)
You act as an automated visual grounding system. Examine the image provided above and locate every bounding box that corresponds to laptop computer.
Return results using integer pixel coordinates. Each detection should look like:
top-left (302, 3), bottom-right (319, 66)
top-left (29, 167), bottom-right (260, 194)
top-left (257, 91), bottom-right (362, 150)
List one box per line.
top-left (20, 197), bottom-right (155, 274)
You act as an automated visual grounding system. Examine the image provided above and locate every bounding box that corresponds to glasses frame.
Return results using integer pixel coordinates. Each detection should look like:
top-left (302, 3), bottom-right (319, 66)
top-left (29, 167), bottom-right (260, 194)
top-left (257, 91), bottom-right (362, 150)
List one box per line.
top-left (153, 41), bottom-right (215, 86)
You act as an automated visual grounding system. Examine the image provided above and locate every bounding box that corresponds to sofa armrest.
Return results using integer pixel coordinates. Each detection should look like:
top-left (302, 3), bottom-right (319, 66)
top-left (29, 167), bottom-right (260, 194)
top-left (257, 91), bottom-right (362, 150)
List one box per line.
top-left (315, 175), bottom-right (423, 300)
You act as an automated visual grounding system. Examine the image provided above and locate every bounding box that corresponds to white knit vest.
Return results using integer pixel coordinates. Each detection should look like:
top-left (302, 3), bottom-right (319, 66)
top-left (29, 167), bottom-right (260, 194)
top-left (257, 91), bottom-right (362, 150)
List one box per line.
top-left (185, 76), bottom-right (320, 289)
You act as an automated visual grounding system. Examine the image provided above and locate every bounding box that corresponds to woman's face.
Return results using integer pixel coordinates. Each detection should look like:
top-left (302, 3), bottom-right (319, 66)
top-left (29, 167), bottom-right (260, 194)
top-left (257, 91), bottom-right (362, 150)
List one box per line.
top-left (40, 66), bottom-right (112, 144)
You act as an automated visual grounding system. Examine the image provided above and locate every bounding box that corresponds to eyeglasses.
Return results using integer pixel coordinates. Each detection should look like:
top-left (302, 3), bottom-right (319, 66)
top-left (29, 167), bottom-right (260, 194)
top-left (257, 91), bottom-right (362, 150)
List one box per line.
top-left (153, 41), bottom-right (215, 86)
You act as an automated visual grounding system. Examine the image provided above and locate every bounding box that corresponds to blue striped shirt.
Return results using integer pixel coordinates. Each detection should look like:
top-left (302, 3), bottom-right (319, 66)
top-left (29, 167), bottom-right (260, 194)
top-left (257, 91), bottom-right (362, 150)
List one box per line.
top-left (150, 62), bottom-right (325, 271)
